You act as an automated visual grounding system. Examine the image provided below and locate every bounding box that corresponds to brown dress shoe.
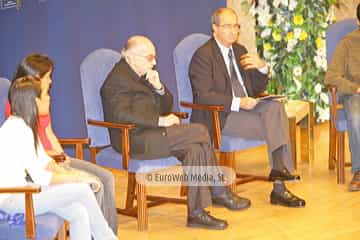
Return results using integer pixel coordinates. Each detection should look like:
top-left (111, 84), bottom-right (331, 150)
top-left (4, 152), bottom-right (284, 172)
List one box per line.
top-left (349, 171), bottom-right (360, 191)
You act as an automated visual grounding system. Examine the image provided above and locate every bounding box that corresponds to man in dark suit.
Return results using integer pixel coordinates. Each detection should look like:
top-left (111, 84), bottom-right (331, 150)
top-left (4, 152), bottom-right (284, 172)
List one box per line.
top-left (101, 35), bottom-right (251, 230)
top-left (189, 7), bottom-right (305, 207)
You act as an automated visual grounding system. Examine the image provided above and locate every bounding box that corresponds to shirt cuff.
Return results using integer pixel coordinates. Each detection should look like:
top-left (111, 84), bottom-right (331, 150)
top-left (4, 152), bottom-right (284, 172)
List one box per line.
top-left (231, 97), bottom-right (241, 112)
top-left (258, 65), bottom-right (269, 74)
top-left (154, 84), bottom-right (165, 95)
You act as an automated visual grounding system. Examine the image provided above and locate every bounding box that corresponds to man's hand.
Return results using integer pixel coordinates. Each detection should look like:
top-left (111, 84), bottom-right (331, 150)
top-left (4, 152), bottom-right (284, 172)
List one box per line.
top-left (239, 97), bottom-right (258, 110)
top-left (240, 54), bottom-right (266, 70)
top-left (145, 69), bottom-right (163, 90)
top-left (158, 113), bottom-right (180, 127)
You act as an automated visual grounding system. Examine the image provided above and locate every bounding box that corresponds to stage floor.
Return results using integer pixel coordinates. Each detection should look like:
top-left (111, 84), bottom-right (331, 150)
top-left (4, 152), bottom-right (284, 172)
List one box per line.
top-left (111, 122), bottom-right (357, 240)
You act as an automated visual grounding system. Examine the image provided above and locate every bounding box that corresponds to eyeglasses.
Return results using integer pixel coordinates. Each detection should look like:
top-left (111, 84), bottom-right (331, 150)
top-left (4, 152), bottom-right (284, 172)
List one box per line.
top-left (217, 24), bottom-right (241, 31)
top-left (131, 52), bottom-right (156, 62)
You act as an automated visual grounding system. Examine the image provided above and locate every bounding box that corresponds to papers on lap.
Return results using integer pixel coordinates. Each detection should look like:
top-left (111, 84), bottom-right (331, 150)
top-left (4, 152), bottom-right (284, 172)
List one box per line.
top-left (257, 94), bottom-right (287, 102)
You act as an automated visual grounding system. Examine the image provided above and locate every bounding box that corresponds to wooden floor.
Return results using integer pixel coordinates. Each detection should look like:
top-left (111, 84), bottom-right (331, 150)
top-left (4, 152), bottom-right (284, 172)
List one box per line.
top-left (110, 122), bottom-right (359, 240)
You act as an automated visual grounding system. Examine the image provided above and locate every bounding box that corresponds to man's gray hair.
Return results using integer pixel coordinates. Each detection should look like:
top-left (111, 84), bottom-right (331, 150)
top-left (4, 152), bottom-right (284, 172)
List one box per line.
top-left (211, 7), bottom-right (237, 25)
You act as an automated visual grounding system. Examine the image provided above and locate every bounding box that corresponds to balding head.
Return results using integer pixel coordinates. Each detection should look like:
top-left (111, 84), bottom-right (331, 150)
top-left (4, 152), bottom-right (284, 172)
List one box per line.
top-left (123, 35), bottom-right (155, 55)
top-left (122, 35), bottom-right (157, 76)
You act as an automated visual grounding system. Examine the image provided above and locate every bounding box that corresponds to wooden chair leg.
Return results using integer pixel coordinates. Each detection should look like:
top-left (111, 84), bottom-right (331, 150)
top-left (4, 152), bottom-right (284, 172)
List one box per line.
top-left (288, 116), bottom-right (297, 170)
top-left (126, 173), bottom-right (136, 209)
top-left (180, 185), bottom-right (187, 197)
top-left (25, 193), bottom-right (36, 240)
top-left (136, 183), bottom-right (148, 231)
top-left (89, 147), bottom-right (97, 164)
top-left (220, 152), bottom-right (237, 192)
top-left (55, 222), bottom-right (67, 240)
top-left (329, 112), bottom-right (336, 170)
top-left (337, 132), bottom-right (345, 184)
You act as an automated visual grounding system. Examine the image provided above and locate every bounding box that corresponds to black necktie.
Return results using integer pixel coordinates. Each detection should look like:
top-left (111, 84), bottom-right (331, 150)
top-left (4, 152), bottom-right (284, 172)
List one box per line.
top-left (228, 49), bottom-right (246, 97)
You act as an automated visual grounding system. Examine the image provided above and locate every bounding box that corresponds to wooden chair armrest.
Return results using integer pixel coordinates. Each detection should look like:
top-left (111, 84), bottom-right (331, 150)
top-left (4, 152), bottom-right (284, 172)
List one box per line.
top-left (88, 119), bottom-right (136, 129)
top-left (50, 153), bottom-right (66, 163)
top-left (0, 185), bottom-right (41, 194)
top-left (180, 101), bottom-right (224, 111)
top-left (58, 138), bottom-right (90, 145)
top-left (171, 111), bottom-right (188, 119)
top-left (180, 101), bottom-right (222, 149)
top-left (325, 84), bottom-right (337, 91)
top-left (88, 119), bottom-right (135, 170)
top-left (58, 138), bottom-right (91, 160)
top-left (0, 185), bottom-right (41, 239)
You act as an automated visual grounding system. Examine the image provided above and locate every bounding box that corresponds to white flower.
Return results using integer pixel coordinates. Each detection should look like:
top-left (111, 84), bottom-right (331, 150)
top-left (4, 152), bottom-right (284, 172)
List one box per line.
top-left (293, 77), bottom-right (302, 90)
top-left (289, 0), bottom-right (298, 11)
top-left (316, 47), bottom-right (326, 58)
top-left (273, 0), bottom-right (281, 8)
top-left (275, 14), bottom-right (285, 25)
top-left (321, 58), bottom-right (327, 71)
top-left (264, 50), bottom-right (272, 60)
top-left (314, 54), bottom-right (327, 71)
top-left (261, 28), bottom-right (272, 38)
top-left (257, 11), bottom-right (272, 27)
top-left (320, 92), bottom-right (329, 104)
top-left (293, 66), bottom-right (302, 77)
top-left (249, 5), bottom-right (257, 16)
top-left (314, 55), bottom-right (322, 68)
top-left (257, 0), bottom-right (268, 8)
top-left (320, 22), bottom-right (328, 28)
top-left (294, 28), bottom-right (302, 39)
top-left (326, 6), bottom-right (336, 23)
top-left (287, 39), bottom-right (298, 52)
top-left (280, 0), bottom-right (288, 7)
top-left (282, 22), bottom-right (291, 32)
top-left (314, 83), bottom-right (322, 94)
top-left (318, 107), bottom-right (330, 121)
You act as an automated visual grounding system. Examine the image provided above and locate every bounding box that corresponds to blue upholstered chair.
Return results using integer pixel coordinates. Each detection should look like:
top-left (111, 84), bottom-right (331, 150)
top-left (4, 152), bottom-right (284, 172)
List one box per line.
top-left (0, 77), bottom-right (65, 240)
top-left (173, 33), bottom-right (268, 192)
top-left (80, 48), bottom-right (186, 231)
top-left (326, 19), bottom-right (357, 184)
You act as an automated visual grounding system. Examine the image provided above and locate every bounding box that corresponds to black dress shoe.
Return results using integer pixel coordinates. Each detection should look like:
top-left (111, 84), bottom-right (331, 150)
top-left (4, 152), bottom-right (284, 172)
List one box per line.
top-left (269, 168), bottom-right (300, 181)
top-left (187, 210), bottom-right (228, 230)
top-left (270, 190), bottom-right (306, 208)
top-left (212, 190), bottom-right (251, 211)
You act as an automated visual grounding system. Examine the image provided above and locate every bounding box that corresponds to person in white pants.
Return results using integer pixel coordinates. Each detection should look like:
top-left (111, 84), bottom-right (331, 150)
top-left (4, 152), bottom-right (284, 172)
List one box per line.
top-left (0, 76), bottom-right (117, 240)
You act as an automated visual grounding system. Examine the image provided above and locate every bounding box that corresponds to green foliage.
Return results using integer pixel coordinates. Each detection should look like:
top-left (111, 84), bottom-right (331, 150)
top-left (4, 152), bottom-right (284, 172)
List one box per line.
top-left (249, 0), bottom-right (337, 121)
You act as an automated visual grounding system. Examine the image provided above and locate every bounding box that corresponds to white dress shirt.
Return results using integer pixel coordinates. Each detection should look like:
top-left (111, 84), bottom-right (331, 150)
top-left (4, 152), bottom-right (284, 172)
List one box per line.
top-left (215, 40), bottom-right (268, 111)
top-left (0, 116), bottom-right (53, 205)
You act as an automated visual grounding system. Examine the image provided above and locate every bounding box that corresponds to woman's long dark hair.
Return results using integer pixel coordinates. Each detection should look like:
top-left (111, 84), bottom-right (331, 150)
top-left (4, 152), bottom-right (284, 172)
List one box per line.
top-left (13, 53), bottom-right (54, 81)
top-left (8, 77), bottom-right (41, 151)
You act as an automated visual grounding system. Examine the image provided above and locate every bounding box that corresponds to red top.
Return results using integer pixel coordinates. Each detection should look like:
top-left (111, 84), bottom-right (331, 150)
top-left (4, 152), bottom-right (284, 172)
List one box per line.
top-left (5, 100), bottom-right (53, 151)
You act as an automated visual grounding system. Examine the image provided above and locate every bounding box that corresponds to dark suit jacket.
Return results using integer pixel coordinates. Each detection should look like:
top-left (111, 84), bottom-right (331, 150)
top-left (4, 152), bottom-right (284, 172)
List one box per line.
top-left (100, 59), bottom-right (173, 159)
top-left (189, 38), bottom-right (269, 138)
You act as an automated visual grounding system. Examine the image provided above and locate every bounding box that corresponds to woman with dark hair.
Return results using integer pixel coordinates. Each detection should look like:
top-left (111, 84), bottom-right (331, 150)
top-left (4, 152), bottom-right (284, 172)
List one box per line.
top-left (0, 77), bottom-right (117, 240)
top-left (5, 53), bottom-right (118, 232)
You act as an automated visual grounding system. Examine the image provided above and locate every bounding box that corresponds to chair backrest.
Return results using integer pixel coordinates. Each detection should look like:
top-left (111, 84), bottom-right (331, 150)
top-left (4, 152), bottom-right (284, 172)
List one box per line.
top-left (80, 48), bottom-right (121, 147)
top-left (173, 33), bottom-right (211, 122)
top-left (0, 77), bottom-right (10, 125)
top-left (326, 19), bottom-right (357, 63)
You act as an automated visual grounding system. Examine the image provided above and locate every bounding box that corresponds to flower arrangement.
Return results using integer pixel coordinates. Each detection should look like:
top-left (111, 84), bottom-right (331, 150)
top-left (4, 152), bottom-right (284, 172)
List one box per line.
top-left (242, 0), bottom-right (339, 121)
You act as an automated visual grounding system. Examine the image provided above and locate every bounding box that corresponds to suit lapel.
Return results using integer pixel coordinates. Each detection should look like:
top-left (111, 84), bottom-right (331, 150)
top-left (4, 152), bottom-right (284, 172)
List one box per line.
top-left (210, 39), bottom-right (231, 83)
